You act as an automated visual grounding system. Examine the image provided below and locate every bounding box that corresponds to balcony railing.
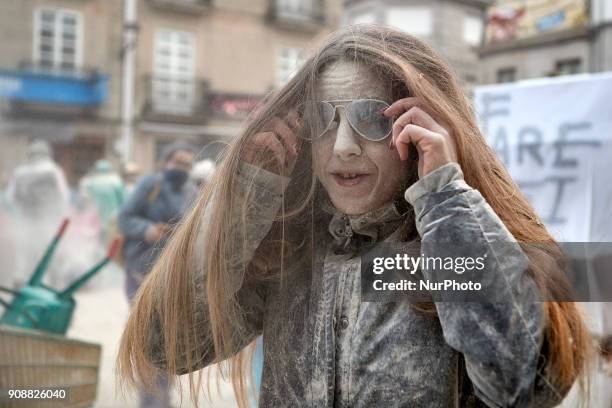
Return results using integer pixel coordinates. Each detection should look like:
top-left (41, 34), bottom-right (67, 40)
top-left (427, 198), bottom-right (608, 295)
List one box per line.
top-left (147, 0), bottom-right (212, 14)
top-left (141, 75), bottom-right (210, 124)
top-left (0, 63), bottom-right (108, 107)
top-left (267, 0), bottom-right (326, 30)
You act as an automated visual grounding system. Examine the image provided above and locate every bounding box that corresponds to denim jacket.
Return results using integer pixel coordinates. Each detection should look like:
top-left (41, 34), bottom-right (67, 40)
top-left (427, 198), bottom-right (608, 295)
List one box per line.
top-left (148, 162), bottom-right (567, 407)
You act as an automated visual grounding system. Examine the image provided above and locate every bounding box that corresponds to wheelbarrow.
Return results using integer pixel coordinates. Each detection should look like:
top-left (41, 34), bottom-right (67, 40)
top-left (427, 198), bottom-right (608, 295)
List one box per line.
top-left (0, 219), bottom-right (120, 335)
top-left (0, 218), bottom-right (119, 407)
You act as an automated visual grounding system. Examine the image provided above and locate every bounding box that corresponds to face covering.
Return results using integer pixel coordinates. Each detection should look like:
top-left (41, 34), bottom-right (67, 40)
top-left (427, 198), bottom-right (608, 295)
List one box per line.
top-left (164, 169), bottom-right (189, 188)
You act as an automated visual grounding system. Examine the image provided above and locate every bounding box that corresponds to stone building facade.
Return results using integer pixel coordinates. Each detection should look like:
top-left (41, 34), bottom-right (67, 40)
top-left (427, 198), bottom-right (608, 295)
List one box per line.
top-left (0, 0), bottom-right (123, 186)
top-left (478, 0), bottom-right (612, 84)
top-left (0, 0), bottom-right (341, 185)
top-left (342, 0), bottom-right (492, 87)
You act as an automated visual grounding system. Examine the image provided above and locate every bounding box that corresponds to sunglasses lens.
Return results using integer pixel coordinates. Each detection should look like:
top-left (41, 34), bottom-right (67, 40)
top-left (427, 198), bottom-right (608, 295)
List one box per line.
top-left (296, 101), bottom-right (335, 140)
top-left (347, 100), bottom-right (392, 141)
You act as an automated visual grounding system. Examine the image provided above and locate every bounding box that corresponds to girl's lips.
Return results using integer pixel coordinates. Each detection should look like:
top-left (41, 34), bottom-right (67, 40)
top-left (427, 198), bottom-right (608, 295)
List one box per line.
top-left (332, 173), bottom-right (369, 187)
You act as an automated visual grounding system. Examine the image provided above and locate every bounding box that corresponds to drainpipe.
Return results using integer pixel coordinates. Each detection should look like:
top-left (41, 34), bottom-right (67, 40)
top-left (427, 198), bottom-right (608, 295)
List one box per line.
top-left (120, 0), bottom-right (138, 163)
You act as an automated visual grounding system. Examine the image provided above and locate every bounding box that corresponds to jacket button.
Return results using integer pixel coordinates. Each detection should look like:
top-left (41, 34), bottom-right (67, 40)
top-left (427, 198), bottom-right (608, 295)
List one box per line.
top-left (339, 316), bottom-right (349, 330)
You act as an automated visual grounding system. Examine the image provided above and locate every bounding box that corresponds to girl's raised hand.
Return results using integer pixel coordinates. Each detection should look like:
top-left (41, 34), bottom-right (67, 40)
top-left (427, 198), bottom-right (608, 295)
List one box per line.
top-left (384, 97), bottom-right (457, 179)
top-left (242, 110), bottom-right (302, 175)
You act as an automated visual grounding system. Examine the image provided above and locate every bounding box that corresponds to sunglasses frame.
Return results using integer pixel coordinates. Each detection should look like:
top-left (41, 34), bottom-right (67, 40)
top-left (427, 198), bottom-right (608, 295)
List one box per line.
top-left (300, 98), bottom-right (393, 142)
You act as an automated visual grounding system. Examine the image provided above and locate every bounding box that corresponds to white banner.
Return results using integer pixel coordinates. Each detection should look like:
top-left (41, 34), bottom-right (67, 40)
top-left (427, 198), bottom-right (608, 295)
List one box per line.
top-left (476, 75), bottom-right (612, 400)
top-left (474, 73), bottom-right (612, 242)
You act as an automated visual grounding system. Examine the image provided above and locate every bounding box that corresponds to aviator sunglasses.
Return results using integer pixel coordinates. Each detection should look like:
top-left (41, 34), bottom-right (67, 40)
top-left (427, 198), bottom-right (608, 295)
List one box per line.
top-left (296, 99), bottom-right (393, 142)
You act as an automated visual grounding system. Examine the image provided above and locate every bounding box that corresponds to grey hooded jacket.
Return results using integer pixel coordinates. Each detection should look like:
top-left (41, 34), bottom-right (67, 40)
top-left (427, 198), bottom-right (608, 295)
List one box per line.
top-left (147, 161), bottom-right (567, 407)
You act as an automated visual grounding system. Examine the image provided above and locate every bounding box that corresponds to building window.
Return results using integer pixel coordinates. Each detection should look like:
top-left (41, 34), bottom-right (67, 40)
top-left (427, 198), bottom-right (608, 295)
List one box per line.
top-left (153, 29), bottom-right (195, 114)
top-left (463, 15), bottom-right (483, 46)
top-left (276, 0), bottom-right (314, 20)
top-left (33, 8), bottom-right (83, 71)
top-left (496, 67), bottom-right (516, 83)
top-left (555, 58), bottom-right (582, 76)
top-left (385, 7), bottom-right (432, 37)
top-left (276, 47), bottom-right (305, 87)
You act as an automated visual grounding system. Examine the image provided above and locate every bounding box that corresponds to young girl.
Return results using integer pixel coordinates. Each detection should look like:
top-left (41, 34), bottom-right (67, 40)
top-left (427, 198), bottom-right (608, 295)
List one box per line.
top-left (118, 25), bottom-right (592, 407)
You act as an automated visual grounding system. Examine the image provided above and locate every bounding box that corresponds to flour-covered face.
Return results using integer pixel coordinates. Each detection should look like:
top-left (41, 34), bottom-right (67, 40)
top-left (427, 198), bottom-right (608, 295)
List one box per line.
top-left (312, 60), bottom-right (408, 215)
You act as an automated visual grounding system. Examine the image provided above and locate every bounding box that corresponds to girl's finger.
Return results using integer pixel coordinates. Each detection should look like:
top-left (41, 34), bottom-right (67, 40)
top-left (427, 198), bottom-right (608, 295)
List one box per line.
top-left (392, 106), bottom-right (447, 136)
top-left (285, 110), bottom-right (303, 155)
top-left (383, 97), bottom-right (420, 117)
top-left (406, 107), bottom-right (448, 136)
top-left (395, 124), bottom-right (440, 161)
top-left (393, 125), bottom-right (414, 161)
top-left (402, 108), bottom-right (456, 162)
top-left (270, 117), bottom-right (298, 155)
top-left (285, 110), bottom-right (300, 130)
top-left (257, 131), bottom-right (286, 165)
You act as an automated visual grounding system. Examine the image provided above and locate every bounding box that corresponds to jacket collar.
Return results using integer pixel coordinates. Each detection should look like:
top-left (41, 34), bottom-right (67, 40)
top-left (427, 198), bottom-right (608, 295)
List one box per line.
top-left (324, 198), bottom-right (414, 253)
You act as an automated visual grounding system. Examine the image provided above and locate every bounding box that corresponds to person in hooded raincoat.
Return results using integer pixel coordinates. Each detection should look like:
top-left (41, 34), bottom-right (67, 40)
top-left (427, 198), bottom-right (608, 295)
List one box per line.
top-left (6, 140), bottom-right (70, 287)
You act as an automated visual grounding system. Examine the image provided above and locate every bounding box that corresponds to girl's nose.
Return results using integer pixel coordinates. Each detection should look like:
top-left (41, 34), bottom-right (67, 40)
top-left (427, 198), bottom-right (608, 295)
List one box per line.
top-left (333, 109), bottom-right (361, 160)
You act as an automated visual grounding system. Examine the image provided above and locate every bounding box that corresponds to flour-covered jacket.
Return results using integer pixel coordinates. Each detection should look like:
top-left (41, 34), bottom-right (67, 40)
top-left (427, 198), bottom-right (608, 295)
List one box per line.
top-left (147, 161), bottom-right (567, 407)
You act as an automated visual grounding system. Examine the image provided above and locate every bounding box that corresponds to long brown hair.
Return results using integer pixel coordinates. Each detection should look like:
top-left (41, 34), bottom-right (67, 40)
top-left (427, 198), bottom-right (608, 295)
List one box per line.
top-left (117, 24), bottom-right (593, 407)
